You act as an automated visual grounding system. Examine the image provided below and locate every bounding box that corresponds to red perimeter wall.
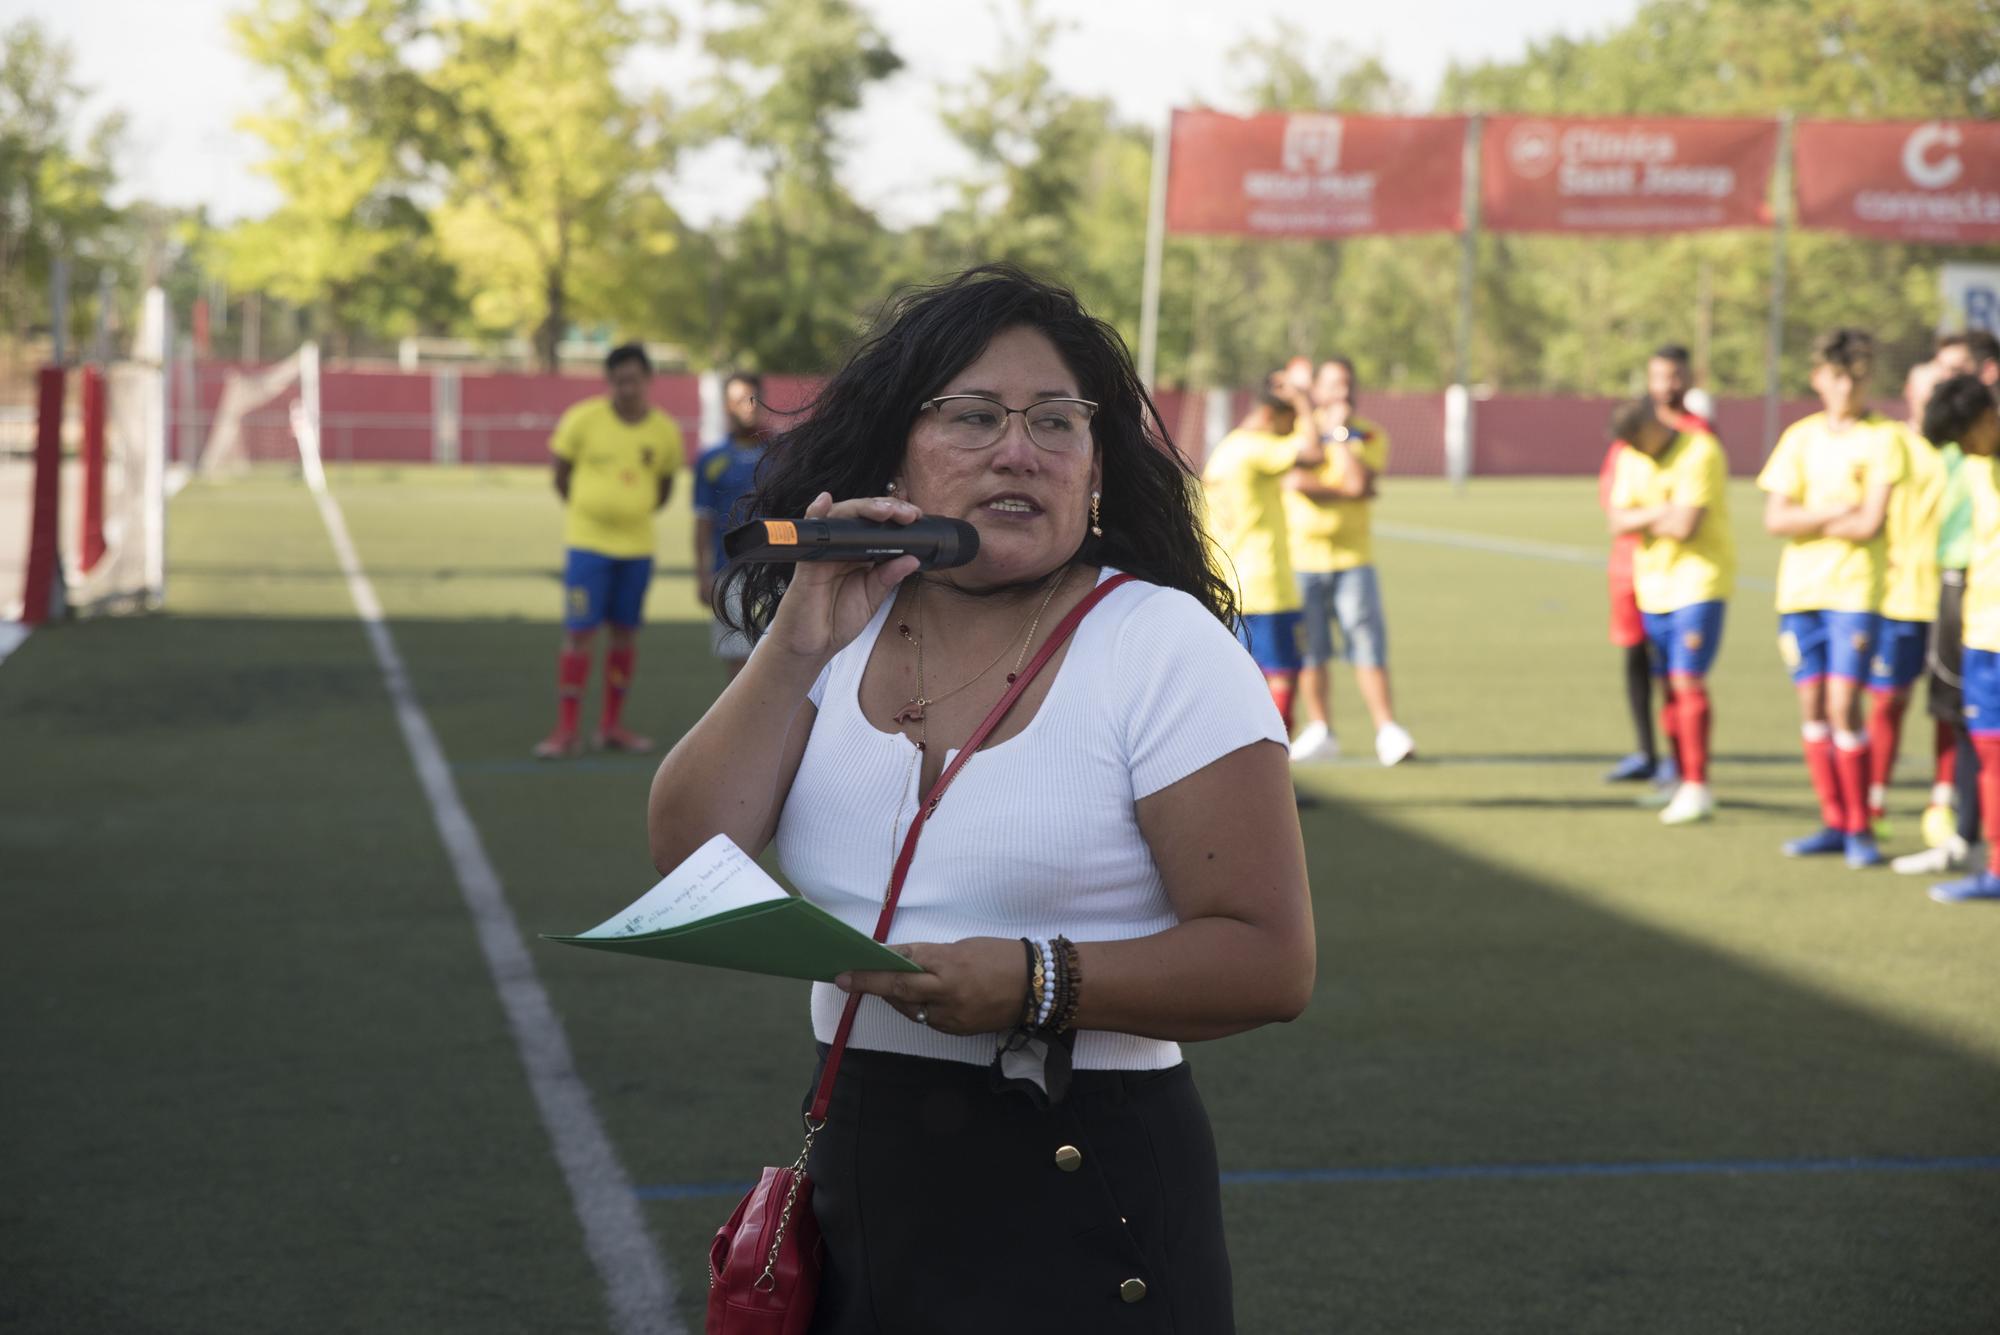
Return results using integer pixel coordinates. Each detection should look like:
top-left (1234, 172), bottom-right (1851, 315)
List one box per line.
top-left (177, 363), bottom-right (1876, 477)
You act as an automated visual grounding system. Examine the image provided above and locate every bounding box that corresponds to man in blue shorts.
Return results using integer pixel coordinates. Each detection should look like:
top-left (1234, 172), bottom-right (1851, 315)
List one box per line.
top-left (534, 343), bottom-right (684, 759)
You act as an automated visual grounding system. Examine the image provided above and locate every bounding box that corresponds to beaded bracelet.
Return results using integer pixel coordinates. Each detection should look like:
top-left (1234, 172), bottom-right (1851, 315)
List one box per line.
top-left (1036, 939), bottom-right (1058, 1029)
top-left (1052, 936), bottom-right (1082, 1034)
top-left (1018, 937), bottom-right (1041, 1027)
top-left (1043, 938), bottom-right (1064, 1032)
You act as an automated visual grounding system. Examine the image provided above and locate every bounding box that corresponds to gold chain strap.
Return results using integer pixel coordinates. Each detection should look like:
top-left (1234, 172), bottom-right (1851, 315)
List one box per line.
top-left (749, 1117), bottom-right (823, 1292)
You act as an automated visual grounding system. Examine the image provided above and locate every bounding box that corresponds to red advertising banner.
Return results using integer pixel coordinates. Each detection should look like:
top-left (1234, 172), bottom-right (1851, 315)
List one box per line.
top-left (1164, 110), bottom-right (1466, 237)
top-left (1481, 116), bottom-right (1779, 233)
top-left (1794, 120), bottom-right (2000, 244)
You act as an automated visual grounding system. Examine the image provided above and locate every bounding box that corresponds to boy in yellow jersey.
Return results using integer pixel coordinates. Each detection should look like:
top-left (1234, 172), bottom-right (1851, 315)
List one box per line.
top-left (534, 343), bottom-right (684, 759)
top-left (1864, 392), bottom-right (1949, 832)
top-left (1606, 399), bottom-right (1735, 826)
top-left (1918, 374), bottom-right (2000, 902)
top-left (1202, 374), bottom-right (1323, 730)
top-left (1285, 357), bottom-right (1416, 767)
top-left (1758, 329), bottom-right (1906, 867)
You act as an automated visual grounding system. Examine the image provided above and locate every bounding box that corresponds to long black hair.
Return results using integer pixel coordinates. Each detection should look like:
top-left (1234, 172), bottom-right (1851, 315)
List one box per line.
top-left (725, 264), bottom-right (1235, 637)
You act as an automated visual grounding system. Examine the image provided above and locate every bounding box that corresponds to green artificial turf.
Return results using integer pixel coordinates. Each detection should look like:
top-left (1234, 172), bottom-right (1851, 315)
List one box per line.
top-left (3, 466), bottom-right (1996, 1334)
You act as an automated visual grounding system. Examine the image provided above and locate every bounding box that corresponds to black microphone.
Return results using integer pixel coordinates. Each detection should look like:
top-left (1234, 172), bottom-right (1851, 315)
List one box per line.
top-left (723, 516), bottom-right (981, 570)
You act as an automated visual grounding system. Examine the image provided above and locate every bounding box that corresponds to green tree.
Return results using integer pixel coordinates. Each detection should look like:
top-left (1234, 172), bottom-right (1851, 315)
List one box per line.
top-left (0, 19), bottom-right (127, 357)
top-left (430, 0), bottom-right (688, 370)
top-left (695, 0), bottom-right (903, 370)
top-left (221, 0), bottom-right (461, 356)
top-left (921, 0), bottom-right (1156, 358)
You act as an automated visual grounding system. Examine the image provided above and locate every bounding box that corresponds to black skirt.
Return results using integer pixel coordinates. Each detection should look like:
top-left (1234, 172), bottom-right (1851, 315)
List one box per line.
top-left (801, 1045), bottom-right (1234, 1334)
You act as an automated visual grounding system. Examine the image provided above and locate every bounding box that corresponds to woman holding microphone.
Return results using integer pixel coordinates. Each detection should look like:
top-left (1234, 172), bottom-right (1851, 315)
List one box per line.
top-left (648, 265), bottom-right (1316, 1332)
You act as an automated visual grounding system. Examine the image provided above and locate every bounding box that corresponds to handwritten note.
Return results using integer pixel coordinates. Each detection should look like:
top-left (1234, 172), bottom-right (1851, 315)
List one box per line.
top-left (575, 834), bottom-right (787, 939)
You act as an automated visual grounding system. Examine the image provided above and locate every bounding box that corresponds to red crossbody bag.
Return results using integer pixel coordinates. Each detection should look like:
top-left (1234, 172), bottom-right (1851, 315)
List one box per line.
top-left (705, 573), bottom-right (1135, 1335)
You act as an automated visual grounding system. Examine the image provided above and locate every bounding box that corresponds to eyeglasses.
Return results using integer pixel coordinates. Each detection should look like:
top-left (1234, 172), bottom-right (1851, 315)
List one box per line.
top-left (918, 394), bottom-right (1099, 454)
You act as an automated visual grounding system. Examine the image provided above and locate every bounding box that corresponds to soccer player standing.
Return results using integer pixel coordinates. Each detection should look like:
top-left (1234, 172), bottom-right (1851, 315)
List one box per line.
top-left (534, 343), bottom-right (684, 759)
top-left (1285, 357), bottom-right (1416, 766)
top-left (693, 371), bottom-right (769, 683)
top-left (1863, 384), bottom-right (1949, 834)
top-left (1605, 399), bottom-right (1734, 825)
top-left (1203, 375), bottom-right (1324, 730)
top-left (1758, 330), bottom-right (1906, 867)
top-left (1919, 374), bottom-right (2000, 902)
top-left (1604, 345), bottom-right (1708, 786)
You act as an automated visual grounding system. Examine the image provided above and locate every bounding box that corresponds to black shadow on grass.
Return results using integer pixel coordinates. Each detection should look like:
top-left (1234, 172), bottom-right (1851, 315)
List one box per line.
top-left (393, 617), bottom-right (2000, 1335)
top-left (7, 615), bottom-right (1997, 1335)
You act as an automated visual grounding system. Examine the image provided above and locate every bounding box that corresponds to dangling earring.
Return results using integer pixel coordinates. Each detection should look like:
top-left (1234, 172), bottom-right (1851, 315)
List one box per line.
top-left (1090, 491), bottom-right (1103, 537)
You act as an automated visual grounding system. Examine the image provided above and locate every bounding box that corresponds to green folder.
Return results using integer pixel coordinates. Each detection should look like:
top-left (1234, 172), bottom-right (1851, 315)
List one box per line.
top-left (544, 895), bottom-right (923, 983)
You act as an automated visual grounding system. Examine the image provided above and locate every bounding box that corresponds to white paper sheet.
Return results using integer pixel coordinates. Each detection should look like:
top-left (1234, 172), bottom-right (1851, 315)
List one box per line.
top-left (575, 833), bottom-right (788, 938)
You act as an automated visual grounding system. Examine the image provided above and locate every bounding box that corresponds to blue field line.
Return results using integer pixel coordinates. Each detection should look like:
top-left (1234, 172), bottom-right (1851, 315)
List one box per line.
top-left (635, 1152), bottom-right (2000, 1202)
top-left (457, 756), bottom-right (657, 775)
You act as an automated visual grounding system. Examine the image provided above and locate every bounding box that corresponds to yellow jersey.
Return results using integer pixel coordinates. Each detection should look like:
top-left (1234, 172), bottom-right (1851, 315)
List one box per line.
top-left (1755, 412), bottom-right (1907, 614)
top-left (1203, 422), bottom-right (1312, 615)
top-left (1962, 455), bottom-right (2000, 654)
top-left (1286, 416), bottom-right (1390, 573)
top-left (1607, 430), bottom-right (1735, 613)
top-left (551, 398), bottom-right (684, 559)
top-left (1880, 423), bottom-right (1948, 624)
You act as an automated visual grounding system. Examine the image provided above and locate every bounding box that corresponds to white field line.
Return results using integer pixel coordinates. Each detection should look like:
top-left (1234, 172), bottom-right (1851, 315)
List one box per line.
top-left (1376, 520), bottom-right (1776, 591)
top-left (309, 482), bottom-right (681, 1335)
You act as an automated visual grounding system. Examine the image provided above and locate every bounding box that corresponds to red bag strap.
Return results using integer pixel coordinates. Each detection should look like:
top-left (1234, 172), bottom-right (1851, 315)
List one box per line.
top-left (806, 572), bottom-right (1136, 1124)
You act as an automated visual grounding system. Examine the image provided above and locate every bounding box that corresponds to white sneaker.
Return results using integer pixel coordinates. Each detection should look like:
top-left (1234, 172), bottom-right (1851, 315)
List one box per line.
top-left (1659, 782), bottom-right (1716, 826)
top-left (1289, 721), bottom-right (1341, 763)
top-left (1891, 837), bottom-right (1974, 875)
top-left (1375, 722), bottom-right (1415, 766)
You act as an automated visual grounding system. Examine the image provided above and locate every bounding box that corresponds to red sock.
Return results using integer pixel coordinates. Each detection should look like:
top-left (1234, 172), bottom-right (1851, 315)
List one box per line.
top-left (1935, 718), bottom-right (1957, 789)
top-left (1659, 686), bottom-right (1685, 775)
top-left (600, 644), bottom-right (636, 733)
top-left (1975, 735), bottom-right (2000, 875)
top-left (556, 648), bottom-right (590, 737)
top-left (1802, 730), bottom-right (1843, 830)
top-left (1834, 733), bottom-right (1871, 834)
top-left (1267, 674), bottom-right (1296, 734)
top-left (1674, 678), bottom-right (1710, 786)
top-left (1865, 689), bottom-right (1907, 819)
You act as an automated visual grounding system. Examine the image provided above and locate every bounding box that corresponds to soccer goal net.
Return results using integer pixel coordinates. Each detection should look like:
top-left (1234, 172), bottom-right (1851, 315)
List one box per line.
top-left (3, 358), bottom-right (168, 626)
top-left (192, 342), bottom-right (323, 491)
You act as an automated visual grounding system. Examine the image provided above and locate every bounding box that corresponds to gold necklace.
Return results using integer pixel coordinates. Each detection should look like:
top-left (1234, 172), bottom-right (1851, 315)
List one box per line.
top-left (893, 569), bottom-right (1069, 743)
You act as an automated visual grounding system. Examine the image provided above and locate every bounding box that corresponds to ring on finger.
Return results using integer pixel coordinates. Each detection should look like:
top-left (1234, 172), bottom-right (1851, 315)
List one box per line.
top-left (915, 1005), bottom-right (929, 1026)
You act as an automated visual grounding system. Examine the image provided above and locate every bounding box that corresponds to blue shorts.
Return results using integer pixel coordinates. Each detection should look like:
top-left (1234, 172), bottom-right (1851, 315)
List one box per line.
top-left (1964, 648), bottom-right (2000, 737)
top-left (1778, 610), bottom-right (1877, 685)
top-left (1237, 611), bottom-right (1305, 674)
top-left (1642, 600), bottom-right (1726, 678)
top-left (1297, 566), bottom-right (1388, 669)
top-left (1867, 617), bottom-right (1930, 691)
top-left (563, 548), bottom-right (653, 632)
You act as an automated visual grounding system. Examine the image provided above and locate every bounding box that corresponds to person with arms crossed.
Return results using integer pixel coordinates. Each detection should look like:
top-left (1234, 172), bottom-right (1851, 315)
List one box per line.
top-left (534, 343), bottom-right (683, 759)
top-left (1604, 345), bottom-right (1708, 787)
top-left (1284, 357), bottom-right (1416, 767)
top-left (1916, 374), bottom-right (2000, 902)
top-left (1862, 372), bottom-right (1949, 835)
top-left (1758, 329), bottom-right (1906, 868)
top-left (1202, 376), bottom-right (1324, 732)
top-left (1606, 399), bottom-right (1734, 825)
top-left (693, 370), bottom-right (770, 682)
top-left (649, 266), bottom-right (1314, 1328)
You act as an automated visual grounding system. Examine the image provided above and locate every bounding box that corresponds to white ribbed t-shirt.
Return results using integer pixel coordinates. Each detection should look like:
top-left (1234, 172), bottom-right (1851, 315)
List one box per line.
top-left (773, 568), bottom-right (1288, 1071)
